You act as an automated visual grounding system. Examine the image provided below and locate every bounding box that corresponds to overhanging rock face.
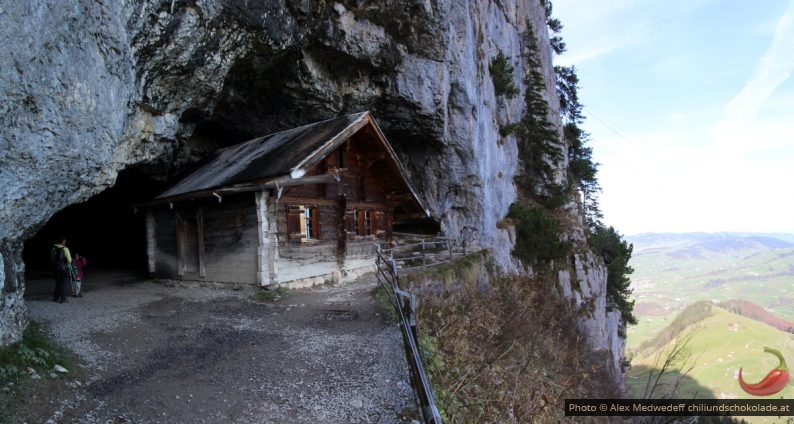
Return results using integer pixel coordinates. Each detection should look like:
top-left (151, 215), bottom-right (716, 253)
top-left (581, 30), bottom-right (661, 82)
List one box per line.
top-left (0, 240), bottom-right (26, 346)
top-left (1, 0), bottom-right (581, 353)
top-left (0, 0), bottom-right (535, 343)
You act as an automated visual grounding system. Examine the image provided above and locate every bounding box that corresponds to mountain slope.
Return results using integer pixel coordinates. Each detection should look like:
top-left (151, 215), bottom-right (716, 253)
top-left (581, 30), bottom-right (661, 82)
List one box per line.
top-left (626, 232), bottom-right (794, 349)
top-left (628, 305), bottom-right (794, 407)
top-left (719, 299), bottom-right (794, 334)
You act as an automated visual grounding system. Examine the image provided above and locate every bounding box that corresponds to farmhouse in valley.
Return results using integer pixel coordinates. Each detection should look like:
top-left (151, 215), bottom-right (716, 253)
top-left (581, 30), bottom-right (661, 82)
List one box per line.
top-left (141, 112), bottom-right (429, 287)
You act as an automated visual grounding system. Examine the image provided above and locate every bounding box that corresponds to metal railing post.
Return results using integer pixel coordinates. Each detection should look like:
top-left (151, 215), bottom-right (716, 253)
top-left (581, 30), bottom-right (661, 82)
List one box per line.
top-left (379, 238), bottom-right (443, 424)
top-left (390, 258), bottom-right (398, 283)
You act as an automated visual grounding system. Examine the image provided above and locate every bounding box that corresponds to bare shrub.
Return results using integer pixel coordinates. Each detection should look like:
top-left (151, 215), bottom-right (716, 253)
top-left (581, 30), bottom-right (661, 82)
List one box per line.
top-left (417, 276), bottom-right (620, 423)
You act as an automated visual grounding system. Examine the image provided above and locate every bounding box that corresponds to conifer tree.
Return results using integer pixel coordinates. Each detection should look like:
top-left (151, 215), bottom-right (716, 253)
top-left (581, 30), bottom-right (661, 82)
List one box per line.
top-left (588, 225), bottom-right (637, 325)
top-left (512, 21), bottom-right (564, 203)
top-left (543, 0), bottom-right (566, 54)
top-left (544, 0), bottom-right (637, 326)
top-left (554, 65), bottom-right (583, 123)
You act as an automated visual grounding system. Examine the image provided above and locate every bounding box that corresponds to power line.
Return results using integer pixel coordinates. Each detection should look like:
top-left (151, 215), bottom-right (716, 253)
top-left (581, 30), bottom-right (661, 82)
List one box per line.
top-left (584, 106), bottom-right (670, 172)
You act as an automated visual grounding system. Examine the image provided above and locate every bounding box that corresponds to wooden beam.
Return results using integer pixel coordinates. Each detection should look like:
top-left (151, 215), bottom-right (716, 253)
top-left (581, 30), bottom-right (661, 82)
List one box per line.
top-left (197, 208), bottom-right (206, 278)
top-left (336, 194), bottom-right (347, 266)
top-left (146, 209), bottom-right (156, 274)
top-left (385, 207), bottom-right (394, 245)
top-left (280, 196), bottom-right (386, 210)
top-left (175, 213), bottom-right (184, 277)
top-left (135, 174), bottom-right (338, 208)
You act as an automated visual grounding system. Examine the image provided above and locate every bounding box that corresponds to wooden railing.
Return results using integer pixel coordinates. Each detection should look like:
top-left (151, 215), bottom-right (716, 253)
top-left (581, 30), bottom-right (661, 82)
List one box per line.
top-left (375, 246), bottom-right (442, 424)
top-left (379, 234), bottom-right (470, 272)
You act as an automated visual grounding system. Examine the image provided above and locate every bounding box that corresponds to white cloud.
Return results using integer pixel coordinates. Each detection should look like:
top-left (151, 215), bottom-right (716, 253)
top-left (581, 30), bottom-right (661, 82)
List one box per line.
top-left (591, 116), bottom-right (794, 234)
top-left (713, 0), bottom-right (794, 144)
top-left (554, 42), bottom-right (623, 67)
top-left (554, 0), bottom-right (721, 66)
top-left (555, 0), bottom-right (794, 234)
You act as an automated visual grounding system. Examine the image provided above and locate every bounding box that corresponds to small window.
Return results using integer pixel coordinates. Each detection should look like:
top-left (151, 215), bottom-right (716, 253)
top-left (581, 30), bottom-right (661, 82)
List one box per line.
top-left (337, 148), bottom-right (345, 169)
top-left (304, 208), bottom-right (313, 240)
top-left (288, 205), bottom-right (320, 241)
top-left (353, 209), bottom-right (372, 237)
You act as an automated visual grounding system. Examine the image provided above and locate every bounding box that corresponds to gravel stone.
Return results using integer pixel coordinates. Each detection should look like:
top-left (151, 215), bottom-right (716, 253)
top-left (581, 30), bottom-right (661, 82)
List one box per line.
top-left (23, 272), bottom-right (418, 423)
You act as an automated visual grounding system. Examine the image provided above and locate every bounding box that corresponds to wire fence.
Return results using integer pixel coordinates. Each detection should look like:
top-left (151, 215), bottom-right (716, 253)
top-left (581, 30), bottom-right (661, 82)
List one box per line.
top-left (375, 244), bottom-right (443, 424)
top-left (379, 234), bottom-right (470, 272)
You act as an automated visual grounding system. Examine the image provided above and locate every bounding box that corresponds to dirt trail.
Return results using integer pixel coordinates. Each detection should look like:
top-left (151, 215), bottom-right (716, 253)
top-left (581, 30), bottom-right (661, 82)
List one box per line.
top-left (21, 273), bottom-right (417, 423)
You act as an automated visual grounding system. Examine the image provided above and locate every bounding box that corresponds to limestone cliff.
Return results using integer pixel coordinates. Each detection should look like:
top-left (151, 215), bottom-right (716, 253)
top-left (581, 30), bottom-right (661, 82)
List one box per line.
top-left (0, 0), bottom-right (623, 383)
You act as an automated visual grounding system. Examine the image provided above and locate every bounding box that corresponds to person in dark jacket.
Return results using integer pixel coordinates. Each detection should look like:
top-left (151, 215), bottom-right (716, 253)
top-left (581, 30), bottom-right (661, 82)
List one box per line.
top-left (51, 237), bottom-right (72, 303)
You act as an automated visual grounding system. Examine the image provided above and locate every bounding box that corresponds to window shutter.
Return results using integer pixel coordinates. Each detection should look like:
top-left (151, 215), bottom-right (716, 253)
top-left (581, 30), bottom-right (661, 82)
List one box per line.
top-left (358, 209), bottom-right (365, 237)
top-left (287, 205), bottom-right (301, 241)
top-left (311, 207), bottom-right (321, 239)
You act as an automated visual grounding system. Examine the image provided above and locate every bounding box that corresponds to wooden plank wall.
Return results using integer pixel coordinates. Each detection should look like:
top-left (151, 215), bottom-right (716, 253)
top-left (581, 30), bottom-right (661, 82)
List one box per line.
top-left (150, 130), bottom-right (412, 286)
top-left (277, 243), bottom-right (338, 283)
top-left (200, 195), bottom-right (259, 283)
top-left (152, 207), bottom-right (178, 277)
top-left (151, 194), bottom-right (259, 284)
top-left (273, 136), bottom-right (396, 282)
top-left (284, 136), bottom-right (389, 205)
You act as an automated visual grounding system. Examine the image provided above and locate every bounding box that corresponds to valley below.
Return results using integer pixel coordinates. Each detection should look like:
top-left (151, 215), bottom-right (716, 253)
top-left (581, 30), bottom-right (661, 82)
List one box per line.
top-left (625, 233), bottom-right (794, 422)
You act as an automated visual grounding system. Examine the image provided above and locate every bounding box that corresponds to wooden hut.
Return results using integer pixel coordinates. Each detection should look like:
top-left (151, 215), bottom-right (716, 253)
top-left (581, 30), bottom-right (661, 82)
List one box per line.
top-left (140, 112), bottom-right (428, 287)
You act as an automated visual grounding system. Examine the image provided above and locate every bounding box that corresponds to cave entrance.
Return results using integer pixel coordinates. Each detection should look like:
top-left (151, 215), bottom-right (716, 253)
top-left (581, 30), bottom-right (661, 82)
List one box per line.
top-left (22, 167), bottom-right (168, 297)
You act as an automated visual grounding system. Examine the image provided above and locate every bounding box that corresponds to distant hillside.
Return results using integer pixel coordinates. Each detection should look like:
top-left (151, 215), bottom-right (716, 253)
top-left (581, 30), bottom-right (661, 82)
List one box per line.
top-left (625, 231), bottom-right (794, 351)
top-left (636, 301), bottom-right (714, 355)
top-left (628, 305), bottom-right (794, 408)
top-left (636, 300), bottom-right (794, 358)
top-left (718, 299), bottom-right (794, 333)
top-left (628, 232), bottom-right (794, 247)
top-left (628, 232), bottom-right (794, 258)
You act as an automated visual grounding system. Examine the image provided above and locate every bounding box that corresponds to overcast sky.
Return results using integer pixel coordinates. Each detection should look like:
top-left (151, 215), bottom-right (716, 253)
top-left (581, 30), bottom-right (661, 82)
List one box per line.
top-left (552, 0), bottom-right (794, 235)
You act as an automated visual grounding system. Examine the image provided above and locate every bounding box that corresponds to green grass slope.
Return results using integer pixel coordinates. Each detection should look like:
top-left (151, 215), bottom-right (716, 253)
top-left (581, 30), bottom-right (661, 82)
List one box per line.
top-left (628, 305), bottom-right (794, 423)
top-left (626, 233), bottom-right (794, 350)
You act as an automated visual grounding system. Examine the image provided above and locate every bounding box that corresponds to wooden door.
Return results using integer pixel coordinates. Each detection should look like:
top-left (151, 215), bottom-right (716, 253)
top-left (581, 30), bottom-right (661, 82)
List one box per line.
top-left (177, 213), bottom-right (200, 275)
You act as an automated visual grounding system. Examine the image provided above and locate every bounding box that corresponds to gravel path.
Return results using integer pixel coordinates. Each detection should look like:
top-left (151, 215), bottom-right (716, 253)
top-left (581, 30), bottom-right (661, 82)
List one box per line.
top-left (22, 273), bottom-right (418, 423)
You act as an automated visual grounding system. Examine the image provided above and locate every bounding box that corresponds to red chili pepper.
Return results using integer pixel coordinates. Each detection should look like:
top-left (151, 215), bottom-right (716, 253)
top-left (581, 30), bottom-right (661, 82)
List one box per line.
top-left (738, 346), bottom-right (790, 396)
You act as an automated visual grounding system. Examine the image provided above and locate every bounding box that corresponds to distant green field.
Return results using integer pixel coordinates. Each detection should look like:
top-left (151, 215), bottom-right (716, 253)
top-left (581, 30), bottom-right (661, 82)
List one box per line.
top-left (627, 307), bottom-right (794, 424)
top-left (626, 233), bottom-right (794, 351)
top-left (625, 233), bottom-right (794, 424)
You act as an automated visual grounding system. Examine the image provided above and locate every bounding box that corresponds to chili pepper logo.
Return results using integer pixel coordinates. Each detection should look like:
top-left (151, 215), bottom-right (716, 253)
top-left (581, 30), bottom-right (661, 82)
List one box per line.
top-left (738, 346), bottom-right (790, 396)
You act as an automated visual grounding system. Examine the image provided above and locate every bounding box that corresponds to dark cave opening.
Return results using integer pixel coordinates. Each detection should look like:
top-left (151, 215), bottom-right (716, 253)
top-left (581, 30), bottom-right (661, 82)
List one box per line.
top-left (23, 167), bottom-right (169, 278)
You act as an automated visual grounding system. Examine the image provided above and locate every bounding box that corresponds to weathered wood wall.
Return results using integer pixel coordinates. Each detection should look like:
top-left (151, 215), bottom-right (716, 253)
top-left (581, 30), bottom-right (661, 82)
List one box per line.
top-left (151, 194), bottom-right (259, 284)
top-left (277, 243), bottom-right (338, 283)
top-left (200, 195), bottom-right (259, 283)
top-left (273, 137), bottom-right (393, 283)
top-left (343, 240), bottom-right (380, 274)
top-left (151, 207), bottom-right (178, 277)
top-left (149, 128), bottom-right (417, 286)
top-left (285, 134), bottom-right (389, 205)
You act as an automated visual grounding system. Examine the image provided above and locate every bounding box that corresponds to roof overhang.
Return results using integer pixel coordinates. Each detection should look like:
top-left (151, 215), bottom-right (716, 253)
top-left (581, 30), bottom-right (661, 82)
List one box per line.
top-left (138, 111), bottom-right (429, 217)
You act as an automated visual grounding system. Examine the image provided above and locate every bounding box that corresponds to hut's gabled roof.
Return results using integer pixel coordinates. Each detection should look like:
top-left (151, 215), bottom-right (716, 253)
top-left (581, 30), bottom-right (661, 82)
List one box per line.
top-left (152, 111), bottom-right (428, 216)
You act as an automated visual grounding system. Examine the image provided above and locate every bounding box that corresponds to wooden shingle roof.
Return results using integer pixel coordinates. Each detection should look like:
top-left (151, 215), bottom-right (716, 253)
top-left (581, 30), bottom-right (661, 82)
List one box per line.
top-left (151, 112), bottom-right (428, 216)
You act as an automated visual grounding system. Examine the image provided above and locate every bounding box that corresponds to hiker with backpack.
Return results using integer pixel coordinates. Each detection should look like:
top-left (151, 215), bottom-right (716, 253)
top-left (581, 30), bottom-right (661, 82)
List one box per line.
top-left (51, 237), bottom-right (72, 303)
